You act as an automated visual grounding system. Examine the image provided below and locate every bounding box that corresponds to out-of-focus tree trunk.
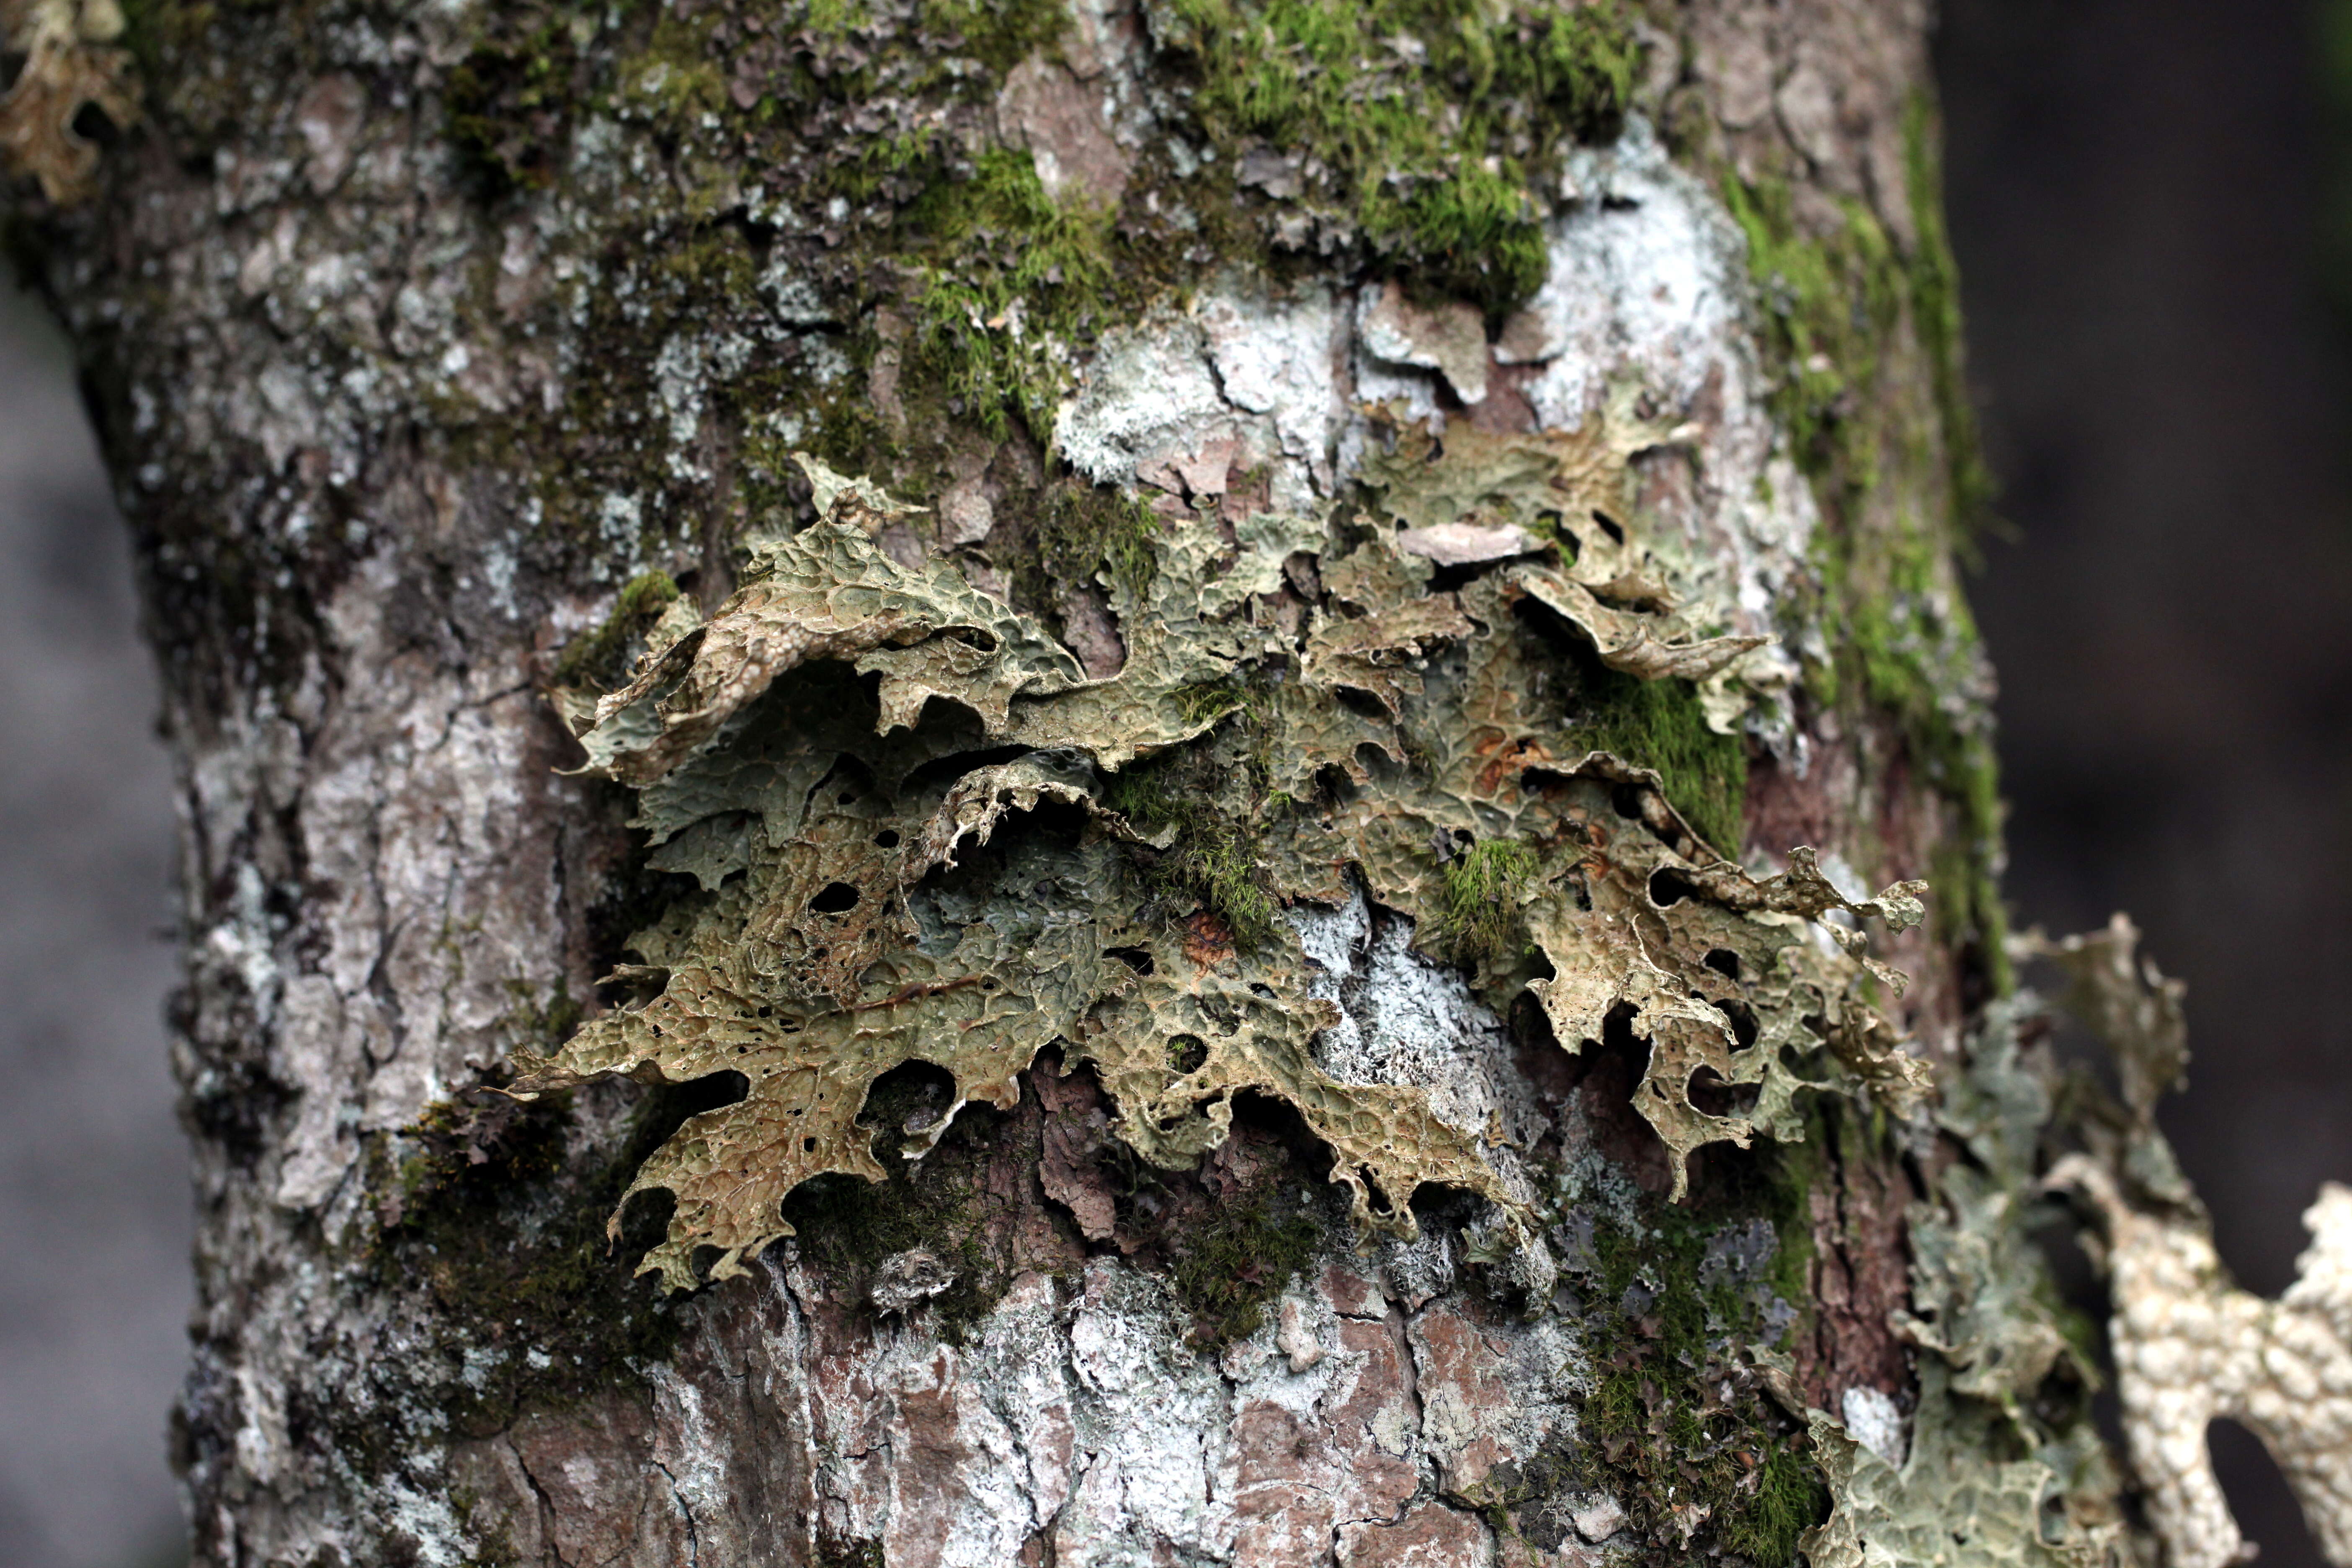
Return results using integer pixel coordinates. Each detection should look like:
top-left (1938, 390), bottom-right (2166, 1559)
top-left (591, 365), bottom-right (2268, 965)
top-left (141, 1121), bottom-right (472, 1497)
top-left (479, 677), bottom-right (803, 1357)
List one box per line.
top-left (4, 0), bottom-right (2107, 1563)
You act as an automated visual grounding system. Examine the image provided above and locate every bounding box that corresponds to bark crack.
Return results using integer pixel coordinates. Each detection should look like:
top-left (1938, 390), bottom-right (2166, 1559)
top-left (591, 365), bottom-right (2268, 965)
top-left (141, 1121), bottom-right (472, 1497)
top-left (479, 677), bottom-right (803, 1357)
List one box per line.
top-left (510, 1441), bottom-right (575, 1568)
top-left (651, 1458), bottom-right (699, 1568)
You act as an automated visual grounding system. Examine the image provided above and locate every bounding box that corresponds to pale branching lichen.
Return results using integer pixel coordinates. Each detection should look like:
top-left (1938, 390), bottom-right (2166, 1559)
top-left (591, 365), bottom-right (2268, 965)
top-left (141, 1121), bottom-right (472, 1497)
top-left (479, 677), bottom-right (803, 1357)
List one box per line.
top-left (2030, 918), bottom-right (2352, 1568)
top-left (517, 444), bottom-right (1932, 1288)
top-left (0, 0), bottom-right (139, 204)
top-left (1795, 995), bottom-right (2125, 1568)
top-left (1802, 1364), bottom-right (2117, 1568)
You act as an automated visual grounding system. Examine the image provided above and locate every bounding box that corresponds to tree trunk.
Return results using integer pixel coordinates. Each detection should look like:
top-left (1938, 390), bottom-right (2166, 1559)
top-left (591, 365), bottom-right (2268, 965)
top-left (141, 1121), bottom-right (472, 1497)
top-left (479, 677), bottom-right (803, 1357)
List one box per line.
top-left (3, 0), bottom-right (2141, 1564)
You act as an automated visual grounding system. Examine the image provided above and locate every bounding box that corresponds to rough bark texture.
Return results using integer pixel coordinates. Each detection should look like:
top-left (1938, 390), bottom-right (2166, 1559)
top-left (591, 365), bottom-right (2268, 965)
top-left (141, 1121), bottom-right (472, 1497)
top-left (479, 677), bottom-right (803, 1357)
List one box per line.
top-left (1, 0), bottom-right (2111, 1564)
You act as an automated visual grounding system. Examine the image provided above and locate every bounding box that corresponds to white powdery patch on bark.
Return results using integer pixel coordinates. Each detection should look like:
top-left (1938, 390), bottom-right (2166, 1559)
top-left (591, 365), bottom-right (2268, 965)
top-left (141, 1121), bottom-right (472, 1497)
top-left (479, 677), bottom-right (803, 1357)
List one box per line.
top-left (1051, 118), bottom-right (1819, 743)
top-left (1054, 273), bottom-right (1346, 517)
top-left (1289, 889), bottom-right (1551, 1214)
top-left (1515, 119), bottom-right (1820, 684)
top-left (237, 546), bottom-right (571, 1213)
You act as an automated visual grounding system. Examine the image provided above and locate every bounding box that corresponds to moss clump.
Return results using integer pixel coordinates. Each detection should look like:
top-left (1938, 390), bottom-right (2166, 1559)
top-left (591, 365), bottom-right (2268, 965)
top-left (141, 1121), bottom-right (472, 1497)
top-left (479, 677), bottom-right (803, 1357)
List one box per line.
top-left (1435, 839), bottom-right (1538, 962)
top-left (1155, 0), bottom-right (1638, 314)
top-left (552, 570), bottom-right (681, 691)
top-left (1572, 667), bottom-right (1748, 856)
top-left (1545, 1142), bottom-right (1826, 1564)
top-left (1014, 480), bottom-right (1163, 609)
top-left (813, 1536), bottom-right (887, 1568)
top-left (1165, 1198), bottom-right (1320, 1346)
top-left (364, 1081), bottom-right (692, 1444)
top-left (777, 1076), bottom-right (1033, 1342)
top-left (1902, 97), bottom-right (1995, 542)
top-left (791, 0), bottom-right (1070, 94)
top-left (1721, 175), bottom-right (1903, 503)
top-left (1841, 553), bottom-right (2005, 982)
top-left (1105, 737), bottom-right (1282, 948)
top-left (900, 148), bottom-right (1133, 440)
top-left (441, 0), bottom-right (605, 198)
top-left (1712, 104), bottom-right (2007, 989)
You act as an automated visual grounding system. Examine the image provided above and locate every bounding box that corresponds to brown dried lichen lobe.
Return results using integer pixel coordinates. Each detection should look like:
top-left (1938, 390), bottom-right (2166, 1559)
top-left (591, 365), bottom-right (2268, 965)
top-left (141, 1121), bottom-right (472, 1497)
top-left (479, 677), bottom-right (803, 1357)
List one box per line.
top-left (0, 0), bottom-right (139, 204)
top-left (517, 451), bottom-right (1932, 1289)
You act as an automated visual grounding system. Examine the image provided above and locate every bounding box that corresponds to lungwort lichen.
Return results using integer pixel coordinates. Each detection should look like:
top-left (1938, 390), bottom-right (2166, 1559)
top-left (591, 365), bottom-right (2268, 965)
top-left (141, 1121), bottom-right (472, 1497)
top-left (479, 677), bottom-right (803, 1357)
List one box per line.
top-left (516, 436), bottom-right (1932, 1290)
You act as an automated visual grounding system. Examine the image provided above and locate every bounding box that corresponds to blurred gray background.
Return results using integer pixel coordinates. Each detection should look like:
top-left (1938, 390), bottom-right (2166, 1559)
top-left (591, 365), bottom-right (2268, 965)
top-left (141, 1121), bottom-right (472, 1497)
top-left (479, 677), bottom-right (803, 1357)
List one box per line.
top-left (3, 2), bottom-right (2348, 1564)
top-left (0, 283), bottom-right (188, 1568)
top-left (1944, 2), bottom-right (2352, 1561)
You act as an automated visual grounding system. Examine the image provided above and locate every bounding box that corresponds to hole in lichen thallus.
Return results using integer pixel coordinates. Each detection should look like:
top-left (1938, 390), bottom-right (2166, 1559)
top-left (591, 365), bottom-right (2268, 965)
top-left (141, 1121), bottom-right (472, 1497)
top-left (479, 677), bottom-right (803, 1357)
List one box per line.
top-left (1703, 947), bottom-right (1742, 980)
top-left (1685, 1066), bottom-right (1760, 1118)
top-left (1648, 866), bottom-right (1700, 907)
top-left (1567, 1003), bottom-right (1681, 1197)
top-left (1168, 1034), bottom-right (1210, 1075)
top-left (2208, 1418), bottom-right (2324, 1568)
top-left (809, 881), bottom-right (862, 914)
top-left (69, 100), bottom-right (124, 150)
top-left (858, 1059), bottom-right (958, 1138)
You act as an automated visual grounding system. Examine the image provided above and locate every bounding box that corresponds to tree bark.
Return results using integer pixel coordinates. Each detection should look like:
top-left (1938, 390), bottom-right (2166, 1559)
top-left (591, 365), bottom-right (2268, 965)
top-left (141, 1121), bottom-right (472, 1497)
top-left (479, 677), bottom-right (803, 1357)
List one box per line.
top-left (3, 1), bottom-right (2106, 1565)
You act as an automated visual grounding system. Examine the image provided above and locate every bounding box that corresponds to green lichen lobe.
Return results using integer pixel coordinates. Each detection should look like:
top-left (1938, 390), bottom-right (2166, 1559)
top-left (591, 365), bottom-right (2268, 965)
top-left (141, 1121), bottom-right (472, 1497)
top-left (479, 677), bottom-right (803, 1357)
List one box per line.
top-left (552, 570), bottom-right (681, 692)
top-left (514, 446), bottom-right (1932, 1290)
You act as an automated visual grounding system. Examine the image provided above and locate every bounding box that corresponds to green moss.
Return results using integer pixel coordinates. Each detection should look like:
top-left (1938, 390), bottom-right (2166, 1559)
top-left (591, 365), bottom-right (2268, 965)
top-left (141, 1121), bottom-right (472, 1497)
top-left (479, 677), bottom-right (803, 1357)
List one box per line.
top-left (1165, 1198), bottom-right (1320, 1346)
top-left (1723, 1444), bottom-right (1835, 1564)
top-left (898, 147), bottom-right (1130, 440)
top-left (1542, 1142), bottom-right (1827, 1563)
top-left (614, 9), bottom-right (731, 129)
top-left (363, 1080), bottom-right (691, 1447)
top-left (1903, 97), bottom-right (1995, 542)
top-left (777, 1080), bottom-right (1028, 1342)
top-left (1104, 737), bottom-right (1282, 947)
top-left (115, 0), bottom-right (218, 107)
top-left (1571, 668), bottom-right (1748, 856)
top-left (794, 0), bottom-right (1068, 92)
top-left (1720, 176), bottom-right (1903, 502)
top-left (1156, 0), bottom-right (1637, 314)
top-left (1015, 480), bottom-right (1163, 608)
top-left (913, 0), bottom-right (1070, 74)
top-left (1434, 839), bottom-right (1537, 962)
top-left (1714, 106), bottom-right (2009, 989)
top-left (451, 1489), bottom-right (525, 1568)
top-left (1822, 522), bottom-right (2007, 988)
top-left (813, 1536), bottom-right (887, 1568)
top-left (441, 0), bottom-right (609, 197)
top-left (552, 570), bottom-right (681, 691)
